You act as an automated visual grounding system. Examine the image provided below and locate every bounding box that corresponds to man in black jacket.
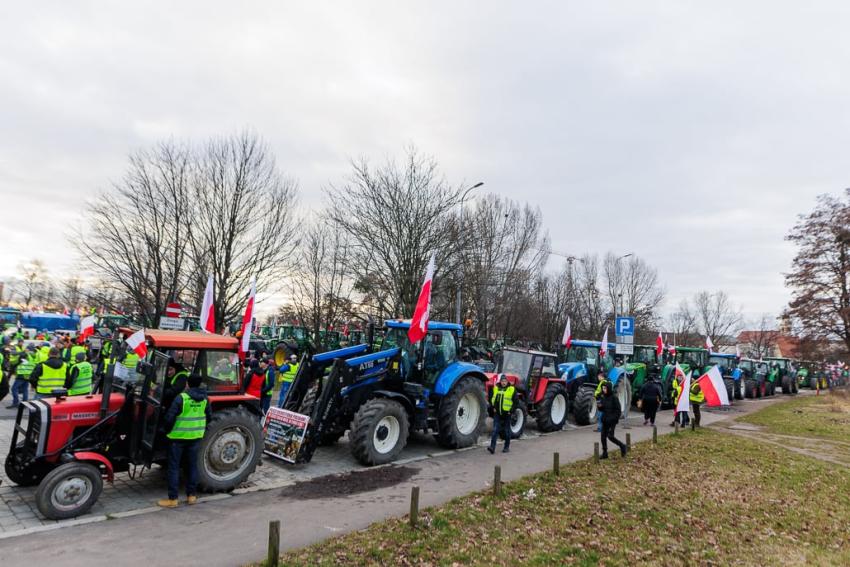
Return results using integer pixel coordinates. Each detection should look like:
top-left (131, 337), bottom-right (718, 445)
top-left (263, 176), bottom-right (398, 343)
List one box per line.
top-left (639, 376), bottom-right (662, 426)
top-left (598, 381), bottom-right (628, 459)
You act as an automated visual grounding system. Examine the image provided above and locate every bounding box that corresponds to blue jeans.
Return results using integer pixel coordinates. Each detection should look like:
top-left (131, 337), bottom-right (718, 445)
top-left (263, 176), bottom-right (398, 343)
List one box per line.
top-left (167, 439), bottom-right (200, 500)
top-left (489, 413), bottom-right (511, 450)
top-left (276, 381), bottom-right (291, 408)
top-left (597, 411), bottom-right (603, 431)
top-left (11, 380), bottom-right (30, 405)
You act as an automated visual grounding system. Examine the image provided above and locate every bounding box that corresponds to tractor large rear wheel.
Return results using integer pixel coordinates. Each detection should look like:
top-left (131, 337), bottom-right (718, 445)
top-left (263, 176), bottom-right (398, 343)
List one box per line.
top-left (735, 380), bottom-right (744, 400)
top-left (781, 376), bottom-right (791, 395)
top-left (197, 407), bottom-right (263, 492)
top-left (36, 462), bottom-right (103, 520)
top-left (535, 383), bottom-right (569, 432)
top-left (744, 379), bottom-right (756, 399)
top-left (810, 376), bottom-right (818, 390)
top-left (350, 398), bottom-right (409, 466)
top-left (573, 386), bottom-right (597, 426)
top-left (436, 377), bottom-right (486, 449)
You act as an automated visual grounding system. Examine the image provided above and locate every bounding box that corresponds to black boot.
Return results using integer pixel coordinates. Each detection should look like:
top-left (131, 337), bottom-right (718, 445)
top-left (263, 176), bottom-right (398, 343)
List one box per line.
top-left (620, 445), bottom-right (628, 457)
top-left (600, 452), bottom-right (609, 459)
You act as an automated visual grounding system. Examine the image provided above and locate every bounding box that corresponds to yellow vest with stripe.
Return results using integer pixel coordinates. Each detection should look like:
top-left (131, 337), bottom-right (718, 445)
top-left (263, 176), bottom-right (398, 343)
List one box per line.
top-left (69, 361), bottom-right (93, 396)
top-left (37, 361), bottom-right (68, 394)
top-left (167, 393), bottom-right (208, 440)
top-left (16, 354), bottom-right (36, 377)
top-left (689, 383), bottom-right (705, 404)
top-left (491, 385), bottom-right (515, 413)
top-left (122, 352), bottom-right (140, 374)
top-left (279, 362), bottom-right (298, 384)
top-left (70, 345), bottom-right (86, 362)
top-left (36, 346), bottom-right (50, 364)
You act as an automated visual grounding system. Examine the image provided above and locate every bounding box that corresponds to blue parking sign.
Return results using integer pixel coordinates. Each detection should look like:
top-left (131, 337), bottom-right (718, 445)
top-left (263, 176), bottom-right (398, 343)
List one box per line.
top-left (616, 317), bottom-right (634, 336)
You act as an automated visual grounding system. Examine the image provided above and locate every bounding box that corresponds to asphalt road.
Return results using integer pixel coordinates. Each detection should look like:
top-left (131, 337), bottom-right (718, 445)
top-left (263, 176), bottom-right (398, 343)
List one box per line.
top-left (1, 393), bottom-right (798, 567)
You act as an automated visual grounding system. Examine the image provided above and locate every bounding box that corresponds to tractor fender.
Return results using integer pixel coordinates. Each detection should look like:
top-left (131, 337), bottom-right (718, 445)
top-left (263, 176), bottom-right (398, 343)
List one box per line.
top-left (72, 451), bottom-right (114, 482)
top-left (370, 390), bottom-right (417, 414)
top-left (433, 362), bottom-right (487, 396)
top-left (606, 367), bottom-right (626, 388)
top-left (531, 376), bottom-right (566, 404)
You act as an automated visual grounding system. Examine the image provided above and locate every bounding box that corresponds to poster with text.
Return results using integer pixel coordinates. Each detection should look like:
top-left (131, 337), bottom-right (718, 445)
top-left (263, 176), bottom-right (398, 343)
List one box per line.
top-left (263, 407), bottom-right (309, 463)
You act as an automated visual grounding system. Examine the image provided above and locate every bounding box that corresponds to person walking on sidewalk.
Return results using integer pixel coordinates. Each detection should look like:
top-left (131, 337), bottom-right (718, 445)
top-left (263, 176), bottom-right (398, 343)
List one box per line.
top-left (639, 376), bottom-right (662, 426)
top-left (488, 374), bottom-right (516, 454)
top-left (158, 373), bottom-right (211, 508)
top-left (594, 371), bottom-right (606, 432)
top-left (598, 381), bottom-right (627, 459)
top-left (689, 380), bottom-right (704, 428)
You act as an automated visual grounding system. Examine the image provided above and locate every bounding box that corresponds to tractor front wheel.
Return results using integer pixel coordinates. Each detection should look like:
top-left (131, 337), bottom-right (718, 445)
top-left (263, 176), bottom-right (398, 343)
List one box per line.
top-left (436, 377), bottom-right (486, 449)
top-left (350, 398), bottom-right (409, 466)
top-left (36, 462), bottom-right (103, 520)
top-left (573, 386), bottom-right (597, 426)
top-left (535, 383), bottom-right (569, 432)
top-left (197, 408), bottom-right (263, 492)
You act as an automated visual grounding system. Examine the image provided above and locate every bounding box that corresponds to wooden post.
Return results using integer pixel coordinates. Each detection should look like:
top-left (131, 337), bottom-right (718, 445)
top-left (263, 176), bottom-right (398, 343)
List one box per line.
top-left (691, 418), bottom-right (696, 431)
top-left (674, 420), bottom-right (679, 434)
top-left (593, 442), bottom-right (600, 461)
top-left (267, 520), bottom-right (280, 567)
top-left (409, 486), bottom-right (420, 527)
top-left (553, 452), bottom-right (560, 476)
top-left (626, 433), bottom-right (631, 449)
top-left (493, 465), bottom-right (502, 496)
top-left (652, 425), bottom-right (658, 444)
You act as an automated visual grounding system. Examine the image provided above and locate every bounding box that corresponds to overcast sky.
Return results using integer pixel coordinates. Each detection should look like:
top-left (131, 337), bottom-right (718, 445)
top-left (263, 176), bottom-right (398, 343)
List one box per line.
top-left (2, 2), bottom-right (847, 320)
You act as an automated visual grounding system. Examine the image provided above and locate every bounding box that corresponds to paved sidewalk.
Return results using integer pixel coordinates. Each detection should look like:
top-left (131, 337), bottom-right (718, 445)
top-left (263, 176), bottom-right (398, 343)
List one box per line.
top-left (1, 394), bottom-right (795, 567)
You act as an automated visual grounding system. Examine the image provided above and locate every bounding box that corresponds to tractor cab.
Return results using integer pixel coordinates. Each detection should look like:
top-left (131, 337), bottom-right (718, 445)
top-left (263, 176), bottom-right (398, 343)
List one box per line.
top-left (622, 345), bottom-right (663, 400)
top-left (764, 356), bottom-right (798, 394)
top-left (96, 314), bottom-right (131, 334)
top-left (381, 321), bottom-right (462, 386)
top-left (5, 329), bottom-right (263, 521)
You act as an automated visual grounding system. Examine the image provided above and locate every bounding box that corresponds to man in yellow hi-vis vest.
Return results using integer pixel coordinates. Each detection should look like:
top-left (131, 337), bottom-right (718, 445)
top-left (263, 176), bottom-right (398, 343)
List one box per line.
top-left (488, 374), bottom-right (516, 454)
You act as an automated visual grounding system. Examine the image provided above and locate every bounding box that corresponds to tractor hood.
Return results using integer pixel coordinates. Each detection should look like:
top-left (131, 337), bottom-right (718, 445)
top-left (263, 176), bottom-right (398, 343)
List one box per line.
top-left (558, 362), bottom-right (587, 383)
top-left (40, 393), bottom-right (126, 455)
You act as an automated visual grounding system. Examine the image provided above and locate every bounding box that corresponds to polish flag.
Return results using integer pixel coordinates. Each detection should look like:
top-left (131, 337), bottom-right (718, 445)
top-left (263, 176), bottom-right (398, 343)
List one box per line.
top-left (655, 332), bottom-right (664, 357)
top-left (675, 365), bottom-right (691, 415)
top-left (200, 274), bottom-right (215, 333)
top-left (343, 323), bottom-right (350, 336)
top-left (600, 325), bottom-right (609, 358)
top-left (408, 252), bottom-right (435, 344)
top-left (562, 317), bottom-right (572, 348)
top-left (697, 365), bottom-right (730, 407)
top-left (705, 335), bottom-right (714, 351)
top-left (125, 329), bottom-right (148, 358)
top-left (79, 315), bottom-right (96, 341)
top-left (238, 278), bottom-right (256, 360)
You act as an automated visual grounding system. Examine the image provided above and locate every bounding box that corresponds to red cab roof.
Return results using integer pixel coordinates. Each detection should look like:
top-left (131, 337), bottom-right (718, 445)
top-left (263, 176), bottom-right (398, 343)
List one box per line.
top-left (119, 328), bottom-right (238, 350)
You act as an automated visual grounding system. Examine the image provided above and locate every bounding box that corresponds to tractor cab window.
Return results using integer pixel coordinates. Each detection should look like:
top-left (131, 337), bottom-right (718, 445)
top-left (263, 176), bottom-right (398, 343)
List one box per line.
top-left (709, 356), bottom-right (732, 371)
top-left (205, 351), bottom-right (241, 385)
top-left (501, 350), bottom-right (532, 378)
top-left (632, 348), bottom-right (656, 365)
top-left (540, 356), bottom-right (557, 378)
top-left (565, 346), bottom-right (598, 367)
top-left (423, 330), bottom-right (456, 385)
top-left (529, 356), bottom-right (545, 379)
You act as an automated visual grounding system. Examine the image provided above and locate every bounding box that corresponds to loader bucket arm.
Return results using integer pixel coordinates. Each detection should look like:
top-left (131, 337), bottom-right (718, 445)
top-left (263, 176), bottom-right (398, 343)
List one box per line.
top-left (295, 347), bottom-right (401, 464)
top-left (283, 344), bottom-right (369, 413)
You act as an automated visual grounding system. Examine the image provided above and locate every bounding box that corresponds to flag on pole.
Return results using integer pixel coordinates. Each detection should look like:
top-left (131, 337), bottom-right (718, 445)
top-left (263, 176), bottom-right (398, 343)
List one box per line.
top-left (735, 344), bottom-right (741, 359)
top-left (697, 365), bottom-right (730, 407)
top-left (600, 325), bottom-right (609, 358)
top-left (705, 335), bottom-right (714, 351)
top-left (655, 332), bottom-right (664, 357)
top-left (200, 274), bottom-right (215, 333)
top-left (342, 323), bottom-right (350, 336)
top-left (562, 317), bottom-right (572, 348)
top-left (125, 329), bottom-right (148, 358)
top-left (675, 365), bottom-right (691, 415)
top-left (408, 252), bottom-right (436, 344)
top-left (238, 278), bottom-right (256, 360)
top-left (79, 315), bottom-right (96, 341)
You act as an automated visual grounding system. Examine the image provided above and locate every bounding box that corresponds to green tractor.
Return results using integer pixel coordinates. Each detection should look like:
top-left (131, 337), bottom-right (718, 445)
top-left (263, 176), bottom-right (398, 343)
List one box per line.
top-left (623, 345), bottom-right (663, 404)
top-left (797, 362), bottom-right (815, 389)
top-left (766, 357), bottom-right (798, 395)
top-left (739, 358), bottom-right (771, 398)
top-left (660, 347), bottom-right (709, 408)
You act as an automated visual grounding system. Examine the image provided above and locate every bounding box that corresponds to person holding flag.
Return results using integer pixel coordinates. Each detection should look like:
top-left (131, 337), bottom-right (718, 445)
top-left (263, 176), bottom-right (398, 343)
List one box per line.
top-left (669, 364), bottom-right (691, 427)
top-left (689, 379), bottom-right (705, 427)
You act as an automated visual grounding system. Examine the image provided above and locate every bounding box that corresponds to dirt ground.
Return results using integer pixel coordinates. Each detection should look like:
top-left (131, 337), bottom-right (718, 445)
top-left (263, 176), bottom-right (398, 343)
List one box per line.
top-left (279, 465), bottom-right (420, 500)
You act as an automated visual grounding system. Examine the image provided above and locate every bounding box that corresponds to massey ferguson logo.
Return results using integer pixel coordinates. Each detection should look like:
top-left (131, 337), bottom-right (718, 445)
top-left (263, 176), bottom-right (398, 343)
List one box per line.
top-left (71, 412), bottom-right (98, 420)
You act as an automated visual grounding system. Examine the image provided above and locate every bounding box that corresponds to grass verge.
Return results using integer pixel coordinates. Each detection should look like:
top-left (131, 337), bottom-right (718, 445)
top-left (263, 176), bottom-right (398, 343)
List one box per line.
top-left (738, 390), bottom-right (850, 442)
top-left (274, 396), bottom-right (850, 566)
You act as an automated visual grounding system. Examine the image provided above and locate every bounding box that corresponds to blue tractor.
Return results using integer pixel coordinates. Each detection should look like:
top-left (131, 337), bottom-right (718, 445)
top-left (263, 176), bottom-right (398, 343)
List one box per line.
top-left (283, 320), bottom-right (488, 466)
top-left (558, 339), bottom-right (632, 425)
top-left (708, 352), bottom-right (743, 402)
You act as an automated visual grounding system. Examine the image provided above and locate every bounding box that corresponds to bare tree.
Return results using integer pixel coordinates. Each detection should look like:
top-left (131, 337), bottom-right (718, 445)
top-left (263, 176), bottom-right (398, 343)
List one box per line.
top-left (743, 313), bottom-right (779, 358)
top-left (15, 259), bottom-right (47, 308)
top-left (667, 298), bottom-right (699, 347)
top-left (326, 147), bottom-right (467, 319)
top-left (693, 290), bottom-right (743, 348)
top-left (188, 132), bottom-right (299, 330)
top-left (786, 190), bottom-right (850, 353)
top-left (603, 253), bottom-right (665, 332)
top-left (76, 141), bottom-right (193, 325)
top-left (60, 276), bottom-right (84, 311)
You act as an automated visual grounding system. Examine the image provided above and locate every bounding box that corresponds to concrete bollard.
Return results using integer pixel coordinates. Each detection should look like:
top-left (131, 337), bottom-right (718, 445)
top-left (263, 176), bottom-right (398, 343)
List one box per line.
top-left (626, 433), bottom-right (631, 449)
top-left (267, 520), bottom-right (280, 567)
top-left (493, 465), bottom-right (502, 496)
top-left (594, 442), bottom-right (600, 461)
top-left (553, 452), bottom-right (560, 476)
top-left (652, 425), bottom-right (658, 444)
top-left (409, 486), bottom-right (420, 527)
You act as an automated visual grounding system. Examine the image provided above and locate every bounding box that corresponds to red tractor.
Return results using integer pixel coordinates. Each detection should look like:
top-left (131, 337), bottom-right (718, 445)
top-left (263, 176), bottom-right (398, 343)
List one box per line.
top-left (484, 347), bottom-right (569, 438)
top-left (4, 329), bottom-right (264, 520)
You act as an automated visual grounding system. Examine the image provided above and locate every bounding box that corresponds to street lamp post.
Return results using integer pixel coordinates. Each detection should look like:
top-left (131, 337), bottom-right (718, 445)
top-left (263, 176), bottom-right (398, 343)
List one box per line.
top-left (456, 182), bottom-right (484, 325)
top-left (612, 253), bottom-right (633, 324)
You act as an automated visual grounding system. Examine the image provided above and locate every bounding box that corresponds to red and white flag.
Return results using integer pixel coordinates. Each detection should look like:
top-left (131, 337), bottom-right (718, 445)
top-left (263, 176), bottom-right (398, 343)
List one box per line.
top-left (125, 329), bottom-right (148, 358)
top-left (562, 317), bottom-right (572, 348)
top-left (79, 315), bottom-right (96, 341)
top-left (697, 365), bottom-right (730, 407)
top-left (675, 364), bottom-right (691, 415)
top-left (655, 332), bottom-right (664, 357)
top-left (200, 274), bottom-right (215, 333)
top-left (705, 335), bottom-right (714, 351)
top-left (600, 325), bottom-right (609, 358)
top-left (342, 323), bottom-right (350, 336)
top-left (238, 278), bottom-right (256, 359)
top-left (408, 252), bottom-right (436, 344)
